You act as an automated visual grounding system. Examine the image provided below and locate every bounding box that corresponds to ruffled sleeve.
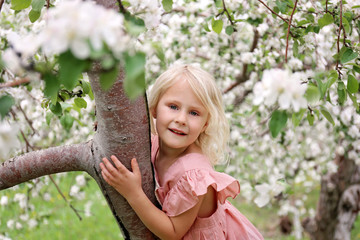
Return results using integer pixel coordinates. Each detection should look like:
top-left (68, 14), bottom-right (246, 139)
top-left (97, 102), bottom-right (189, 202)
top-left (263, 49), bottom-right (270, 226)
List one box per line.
top-left (162, 168), bottom-right (240, 217)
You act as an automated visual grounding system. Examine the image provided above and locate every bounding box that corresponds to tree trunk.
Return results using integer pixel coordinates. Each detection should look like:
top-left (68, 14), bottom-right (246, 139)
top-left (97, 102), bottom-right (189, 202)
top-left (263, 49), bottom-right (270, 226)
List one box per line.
top-left (302, 154), bottom-right (360, 240)
top-left (0, 65), bottom-right (158, 239)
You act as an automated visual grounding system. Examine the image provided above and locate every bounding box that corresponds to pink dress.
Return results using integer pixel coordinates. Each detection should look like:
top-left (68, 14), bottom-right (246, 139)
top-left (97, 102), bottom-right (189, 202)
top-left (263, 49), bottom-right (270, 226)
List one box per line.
top-left (151, 136), bottom-right (264, 240)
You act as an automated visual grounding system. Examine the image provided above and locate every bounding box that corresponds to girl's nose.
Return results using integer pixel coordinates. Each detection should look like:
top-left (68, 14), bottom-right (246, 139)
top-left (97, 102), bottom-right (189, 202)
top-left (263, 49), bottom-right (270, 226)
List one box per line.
top-left (175, 111), bottom-right (187, 125)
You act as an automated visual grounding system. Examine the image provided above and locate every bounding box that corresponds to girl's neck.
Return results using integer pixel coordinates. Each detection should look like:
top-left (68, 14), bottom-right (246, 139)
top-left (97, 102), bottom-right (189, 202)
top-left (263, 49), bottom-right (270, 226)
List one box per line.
top-left (158, 141), bottom-right (202, 161)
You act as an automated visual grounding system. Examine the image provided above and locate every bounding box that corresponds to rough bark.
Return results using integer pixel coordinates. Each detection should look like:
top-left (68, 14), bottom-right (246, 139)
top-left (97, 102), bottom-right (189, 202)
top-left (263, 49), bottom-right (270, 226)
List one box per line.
top-left (302, 155), bottom-right (360, 240)
top-left (88, 63), bottom-right (157, 239)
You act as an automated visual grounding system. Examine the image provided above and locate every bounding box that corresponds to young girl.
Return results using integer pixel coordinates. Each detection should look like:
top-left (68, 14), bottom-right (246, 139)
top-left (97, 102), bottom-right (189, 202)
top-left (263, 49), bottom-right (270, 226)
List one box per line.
top-left (100, 64), bottom-right (264, 239)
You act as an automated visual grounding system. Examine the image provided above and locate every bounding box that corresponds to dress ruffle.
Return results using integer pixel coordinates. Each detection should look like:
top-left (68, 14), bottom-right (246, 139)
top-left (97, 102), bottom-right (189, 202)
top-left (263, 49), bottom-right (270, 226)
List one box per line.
top-left (162, 168), bottom-right (240, 217)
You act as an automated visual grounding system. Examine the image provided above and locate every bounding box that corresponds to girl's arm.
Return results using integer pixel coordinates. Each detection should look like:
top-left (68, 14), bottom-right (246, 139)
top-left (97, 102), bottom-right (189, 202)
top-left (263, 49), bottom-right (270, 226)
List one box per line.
top-left (99, 156), bottom-right (205, 240)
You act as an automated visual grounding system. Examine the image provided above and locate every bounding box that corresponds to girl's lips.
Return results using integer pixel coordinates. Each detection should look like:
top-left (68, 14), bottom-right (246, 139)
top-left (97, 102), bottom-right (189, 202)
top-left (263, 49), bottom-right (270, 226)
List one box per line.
top-left (169, 128), bottom-right (186, 135)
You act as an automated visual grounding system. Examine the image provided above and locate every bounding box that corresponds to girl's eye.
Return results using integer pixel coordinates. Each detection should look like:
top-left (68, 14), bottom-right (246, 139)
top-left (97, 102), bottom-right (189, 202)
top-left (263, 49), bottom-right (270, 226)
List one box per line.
top-left (190, 111), bottom-right (199, 116)
top-left (169, 105), bottom-right (178, 110)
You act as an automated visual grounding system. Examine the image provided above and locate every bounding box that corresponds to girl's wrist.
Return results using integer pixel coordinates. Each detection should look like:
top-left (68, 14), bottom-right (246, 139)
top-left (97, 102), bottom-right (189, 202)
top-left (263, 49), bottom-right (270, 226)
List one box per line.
top-left (124, 188), bottom-right (146, 205)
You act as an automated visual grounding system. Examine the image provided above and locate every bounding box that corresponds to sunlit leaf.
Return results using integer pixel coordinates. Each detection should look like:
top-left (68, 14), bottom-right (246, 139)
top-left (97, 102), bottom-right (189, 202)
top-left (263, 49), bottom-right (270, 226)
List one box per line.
top-left (11, 0), bottom-right (31, 10)
top-left (162, 0), bottom-right (173, 12)
top-left (340, 48), bottom-right (358, 64)
top-left (269, 110), bottom-right (288, 138)
top-left (318, 13), bottom-right (334, 28)
top-left (211, 18), bottom-right (223, 34)
top-left (347, 74), bottom-right (359, 94)
top-left (320, 108), bottom-right (335, 126)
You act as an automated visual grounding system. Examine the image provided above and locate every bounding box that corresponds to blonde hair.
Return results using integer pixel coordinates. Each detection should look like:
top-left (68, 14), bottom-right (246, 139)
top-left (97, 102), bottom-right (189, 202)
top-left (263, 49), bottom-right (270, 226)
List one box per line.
top-left (148, 64), bottom-right (229, 165)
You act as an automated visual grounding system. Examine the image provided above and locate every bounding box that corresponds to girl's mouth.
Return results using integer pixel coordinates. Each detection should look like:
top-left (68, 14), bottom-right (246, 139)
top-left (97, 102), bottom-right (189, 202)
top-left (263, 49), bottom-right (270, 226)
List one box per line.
top-left (169, 128), bottom-right (186, 136)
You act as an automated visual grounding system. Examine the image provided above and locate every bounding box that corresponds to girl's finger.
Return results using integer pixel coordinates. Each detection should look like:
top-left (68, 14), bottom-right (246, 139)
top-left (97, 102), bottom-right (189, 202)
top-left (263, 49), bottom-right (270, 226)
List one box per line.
top-left (131, 158), bottom-right (141, 176)
top-left (102, 157), bottom-right (118, 175)
top-left (111, 155), bottom-right (127, 173)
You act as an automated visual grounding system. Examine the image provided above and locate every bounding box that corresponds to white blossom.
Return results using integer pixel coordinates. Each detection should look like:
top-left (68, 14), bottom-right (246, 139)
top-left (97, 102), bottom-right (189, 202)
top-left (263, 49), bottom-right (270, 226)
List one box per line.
top-left (0, 121), bottom-right (21, 160)
top-left (75, 175), bottom-right (86, 187)
top-left (0, 196), bottom-right (8, 206)
top-left (253, 69), bottom-right (307, 112)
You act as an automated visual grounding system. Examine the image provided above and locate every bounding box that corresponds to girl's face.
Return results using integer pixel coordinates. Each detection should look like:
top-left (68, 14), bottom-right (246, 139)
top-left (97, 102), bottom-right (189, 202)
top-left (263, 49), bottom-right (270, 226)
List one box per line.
top-left (153, 79), bottom-right (209, 154)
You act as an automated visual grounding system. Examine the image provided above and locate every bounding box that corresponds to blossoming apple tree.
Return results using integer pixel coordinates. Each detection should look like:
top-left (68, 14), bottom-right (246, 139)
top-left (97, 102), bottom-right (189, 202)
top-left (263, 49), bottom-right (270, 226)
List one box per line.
top-left (0, 0), bottom-right (359, 239)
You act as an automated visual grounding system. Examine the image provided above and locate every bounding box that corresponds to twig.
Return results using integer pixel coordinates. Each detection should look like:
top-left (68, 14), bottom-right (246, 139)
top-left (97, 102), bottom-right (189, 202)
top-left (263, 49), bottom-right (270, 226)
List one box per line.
top-left (354, 15), bottom-right (360, 21)
top-left (336, 0), bottom-right (343, 73)
top-left (117, 0), bottom-right (127, 14)
top-left (0, 78), bottom-right (30, 88)
top-left (285, 0), bottom-right (298, 63)
top-left (9, 110), bottom-right (35, 152)
top-left (49, 175), bottom-right (83, 221)
top-left (46, 0), bottom-right (50, 9)
top-left (222, 0), bottom-right (235, 26)
top-left (326, 0), bottom-right (328, 13)
top-left (17, 105), bottom-right (36, 135)
top-left (257, 0), bottom-right (290, 26)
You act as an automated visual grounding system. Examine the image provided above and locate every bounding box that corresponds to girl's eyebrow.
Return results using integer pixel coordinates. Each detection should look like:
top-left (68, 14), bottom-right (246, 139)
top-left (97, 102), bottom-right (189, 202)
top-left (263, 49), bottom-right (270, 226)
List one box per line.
top-left (166, 99), bottom-right (205, 111)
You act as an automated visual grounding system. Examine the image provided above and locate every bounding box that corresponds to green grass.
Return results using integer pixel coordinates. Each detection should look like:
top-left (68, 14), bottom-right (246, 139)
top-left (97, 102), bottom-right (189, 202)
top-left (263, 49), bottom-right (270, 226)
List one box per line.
top-left (1, 173), bottom-right (360, 239)
top-left (0, 172), bottom-right (122, 240)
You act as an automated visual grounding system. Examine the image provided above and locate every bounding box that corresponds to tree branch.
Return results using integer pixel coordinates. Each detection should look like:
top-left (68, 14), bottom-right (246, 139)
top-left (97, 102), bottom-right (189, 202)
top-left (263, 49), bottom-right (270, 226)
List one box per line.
top-left (0, 141), bottom-right (93, 190)
top-left (0, 78), bottom-right (30, 88)
top-left (285, 0), bottom-right (298, 63)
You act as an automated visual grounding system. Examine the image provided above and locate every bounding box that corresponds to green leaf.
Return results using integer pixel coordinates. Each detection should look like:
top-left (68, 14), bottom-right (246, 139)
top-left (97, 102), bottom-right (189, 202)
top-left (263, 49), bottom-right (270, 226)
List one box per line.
top-left (337, 81), bottom-right (347, 105)
top-left (203, 22), bottom-right (211, 32)
top-left (46, 112), bottom-right (54, 125)
top-left (58, 51), bottom-right (89, 90)
top-left (320, 108), bottom-right (335, 126)
top-left (347, 74), bottom-right (359, 94)
top-left (318, 13), bottom-right (334, 28)
top-left (342, 17), bottom-right (350, 34)
top-left (292, 109), bottom-right (306, 127)
top-left (44, 73), bottom-right (60, 105)
top-left (11, 0), bottom-right (31, 10)
top-left (293, 40), bottom-right (299, 57)
top-left (211, 18), bottom-right (223, 34)
top-left (49, 102), bottom-right (62, 116)
top-left (124, 52), bottom-right (146, 100)
top-left (162, 0), bottom-right (173, 12)
top-left (31, 0), bottom-right (45, 10)
top-left (99, 65), bottom-right (119, 91)
top-left (307, 112), bottom-right (314, 126)
top-left (74, 98), bottom-right (87, 109)
top-left (305, 85), bottom-right (321, 104)
top-left (347, 90), bottom-right (359, 111)
top-left (124, 12), bottom-right (146, 36)
top-left (269, 110), bottom-right (288, 138)
top-left (225, 25), bottom-right (234, 35)
top-left (29, 9), bottom-right (41, 23)
top-left (81, 81), bottom-right (91, 94)
top-left (60, 114), bottom-right (74, 131)
top-left (340, 48), bottom-right (358, 64)
top-left (276, 0), bottom-right (288, 14)
top-left (0, 95), bottom-right (15, 119)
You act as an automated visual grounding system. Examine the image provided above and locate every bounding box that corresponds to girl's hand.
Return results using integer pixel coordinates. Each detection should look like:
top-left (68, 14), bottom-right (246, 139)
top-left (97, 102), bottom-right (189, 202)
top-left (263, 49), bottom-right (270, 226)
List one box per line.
top-left (99, 156), bottom-right (142, 200)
